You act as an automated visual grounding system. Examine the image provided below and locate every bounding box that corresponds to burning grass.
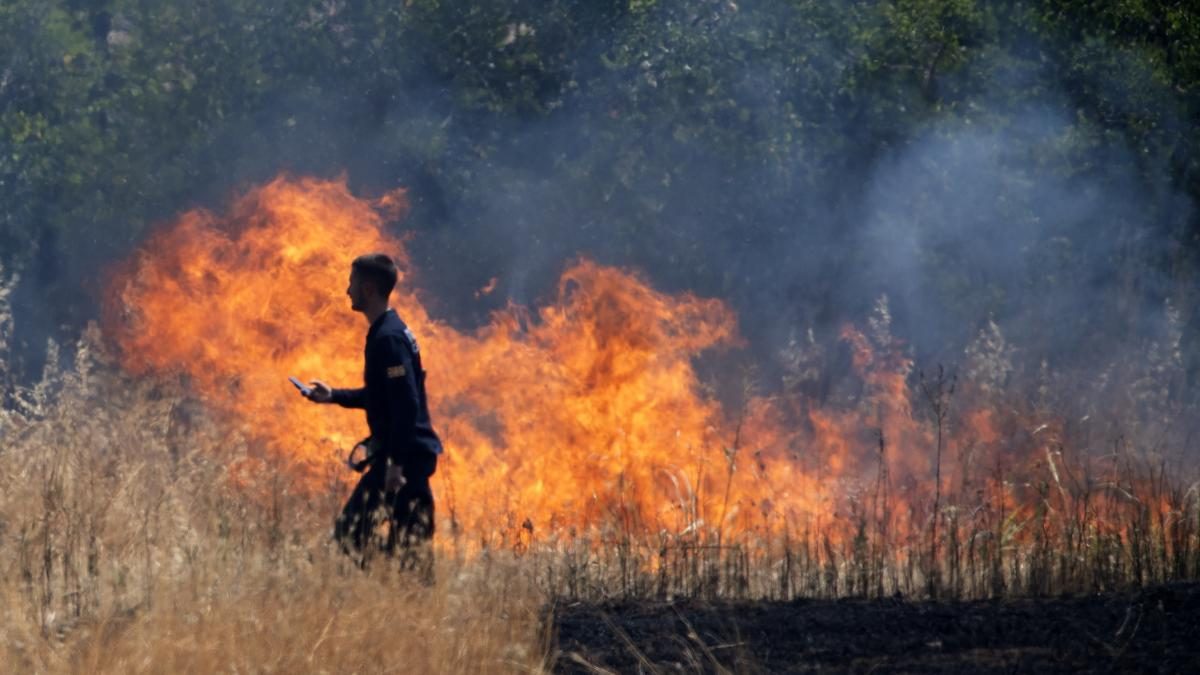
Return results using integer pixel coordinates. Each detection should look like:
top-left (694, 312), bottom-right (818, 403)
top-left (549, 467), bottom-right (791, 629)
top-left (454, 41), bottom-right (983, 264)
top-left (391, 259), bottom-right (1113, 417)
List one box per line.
top-left (2, 325), bottom-right (1197, 673)
top-left (2, 174), bottom-right (1199, 670)
top-left (0, 329), bottom-right (547, 673)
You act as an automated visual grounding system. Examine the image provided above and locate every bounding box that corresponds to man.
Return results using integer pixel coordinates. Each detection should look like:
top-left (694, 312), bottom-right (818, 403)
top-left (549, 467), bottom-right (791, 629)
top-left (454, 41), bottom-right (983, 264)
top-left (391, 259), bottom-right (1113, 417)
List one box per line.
top-left (304, 253), bottom-right (443, 567)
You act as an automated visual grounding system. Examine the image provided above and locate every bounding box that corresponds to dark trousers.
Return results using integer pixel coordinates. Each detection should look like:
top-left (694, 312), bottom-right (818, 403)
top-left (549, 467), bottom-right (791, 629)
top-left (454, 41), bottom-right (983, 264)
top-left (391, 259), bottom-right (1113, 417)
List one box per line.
top-left (334, 455), bottom-right (435, 570)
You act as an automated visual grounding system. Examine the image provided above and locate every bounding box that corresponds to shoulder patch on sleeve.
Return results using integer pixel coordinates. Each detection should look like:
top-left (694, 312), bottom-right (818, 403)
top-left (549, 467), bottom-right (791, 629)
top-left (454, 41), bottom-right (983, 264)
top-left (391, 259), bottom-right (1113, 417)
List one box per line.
top-left (387, 365), bottom-right (407, 378)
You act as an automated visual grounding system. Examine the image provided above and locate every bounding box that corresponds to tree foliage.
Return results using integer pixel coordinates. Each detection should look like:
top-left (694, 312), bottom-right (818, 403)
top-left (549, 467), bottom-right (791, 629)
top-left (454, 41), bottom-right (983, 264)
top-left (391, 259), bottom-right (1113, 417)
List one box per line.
top-left (1, 0), bottom-right (1197, 381)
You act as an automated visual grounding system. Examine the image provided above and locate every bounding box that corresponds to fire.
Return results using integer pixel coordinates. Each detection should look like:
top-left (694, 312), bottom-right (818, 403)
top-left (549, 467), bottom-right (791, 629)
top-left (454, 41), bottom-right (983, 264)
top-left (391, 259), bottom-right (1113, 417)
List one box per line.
top-left (106, 177), bottom-right (410, 479)
top-left (104, 175), bottom-right (1170, 555)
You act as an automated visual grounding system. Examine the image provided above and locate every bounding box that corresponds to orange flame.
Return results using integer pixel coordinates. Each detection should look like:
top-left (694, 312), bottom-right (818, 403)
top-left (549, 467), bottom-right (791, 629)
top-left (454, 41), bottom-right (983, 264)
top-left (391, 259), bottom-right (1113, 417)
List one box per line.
top-left (105, 176), bottom-right (1170, 553)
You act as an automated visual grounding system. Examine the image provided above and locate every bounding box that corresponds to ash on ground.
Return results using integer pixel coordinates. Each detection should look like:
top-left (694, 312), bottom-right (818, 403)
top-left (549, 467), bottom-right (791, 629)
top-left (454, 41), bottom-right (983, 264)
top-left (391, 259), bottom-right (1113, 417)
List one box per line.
top-left (552, 582), bottom-right (1199, 673)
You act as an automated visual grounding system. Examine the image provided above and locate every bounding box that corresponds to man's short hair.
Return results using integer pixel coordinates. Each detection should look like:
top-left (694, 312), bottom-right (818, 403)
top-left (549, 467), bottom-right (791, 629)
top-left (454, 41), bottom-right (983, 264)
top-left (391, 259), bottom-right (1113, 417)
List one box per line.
top-left (351, 253), bottom-right (398, 297)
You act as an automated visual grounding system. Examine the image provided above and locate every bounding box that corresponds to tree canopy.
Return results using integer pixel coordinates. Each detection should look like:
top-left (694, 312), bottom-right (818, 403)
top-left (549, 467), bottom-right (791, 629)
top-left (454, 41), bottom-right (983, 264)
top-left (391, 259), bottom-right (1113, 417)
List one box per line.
top-left (2, 0), bottom-right (1197, 388)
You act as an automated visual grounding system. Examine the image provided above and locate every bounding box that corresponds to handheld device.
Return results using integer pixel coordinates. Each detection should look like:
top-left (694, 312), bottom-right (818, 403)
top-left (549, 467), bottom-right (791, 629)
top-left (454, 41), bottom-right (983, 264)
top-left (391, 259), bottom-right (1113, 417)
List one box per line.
top-left (288, 376), bottom-right (312, 397)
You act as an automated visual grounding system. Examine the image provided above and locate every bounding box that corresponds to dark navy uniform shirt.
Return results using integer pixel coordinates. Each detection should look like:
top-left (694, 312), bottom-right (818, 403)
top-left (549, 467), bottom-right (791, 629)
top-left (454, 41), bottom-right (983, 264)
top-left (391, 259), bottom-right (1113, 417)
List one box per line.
top-left (332, 308), bottom-right (443, 466)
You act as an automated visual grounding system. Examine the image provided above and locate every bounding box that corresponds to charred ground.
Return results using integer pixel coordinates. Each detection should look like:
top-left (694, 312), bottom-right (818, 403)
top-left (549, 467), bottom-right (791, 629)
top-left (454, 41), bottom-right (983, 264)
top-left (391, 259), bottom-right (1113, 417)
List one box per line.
top-left (551, 582), bottom-right (1200, 673)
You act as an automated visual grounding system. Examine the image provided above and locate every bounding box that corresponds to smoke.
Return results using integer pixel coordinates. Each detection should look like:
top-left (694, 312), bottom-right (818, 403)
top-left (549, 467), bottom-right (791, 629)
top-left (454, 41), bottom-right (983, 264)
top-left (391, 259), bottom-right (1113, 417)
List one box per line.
top-left (369, 3), bottom-right (1195, 402)
top-left (4, 1), bottom-right (1195, 420)
top-left (856, 109), bottom-right (1154, 359)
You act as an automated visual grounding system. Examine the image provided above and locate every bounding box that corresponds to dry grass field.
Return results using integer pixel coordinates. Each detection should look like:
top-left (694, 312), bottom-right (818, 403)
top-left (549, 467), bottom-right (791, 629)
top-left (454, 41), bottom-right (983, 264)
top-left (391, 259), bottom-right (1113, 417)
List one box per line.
top-left (2, 314), bottom-right (1198, 673)
top-left (0, 332), bottom-right (550, 673)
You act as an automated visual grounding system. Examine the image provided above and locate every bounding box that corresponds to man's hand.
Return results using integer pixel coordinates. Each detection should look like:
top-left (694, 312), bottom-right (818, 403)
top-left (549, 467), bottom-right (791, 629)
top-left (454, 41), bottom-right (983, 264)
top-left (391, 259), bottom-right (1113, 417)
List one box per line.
top-left (385, 463), bottom-right (407, 492)
top-left (307, 380), bottom-right (333, 403)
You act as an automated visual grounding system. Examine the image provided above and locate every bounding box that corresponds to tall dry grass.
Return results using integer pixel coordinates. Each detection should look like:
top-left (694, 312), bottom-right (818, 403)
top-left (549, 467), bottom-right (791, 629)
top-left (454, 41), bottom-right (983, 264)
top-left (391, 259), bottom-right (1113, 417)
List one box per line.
top-left (0, 321), bottom-right (548, 673)
top-left (1, 268), bottom-right (1198, 671)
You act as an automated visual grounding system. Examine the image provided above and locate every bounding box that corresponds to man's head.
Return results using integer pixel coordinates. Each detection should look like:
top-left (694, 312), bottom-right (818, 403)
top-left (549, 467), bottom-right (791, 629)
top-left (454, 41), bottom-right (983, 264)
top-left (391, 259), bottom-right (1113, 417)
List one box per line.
top-left (347, 253), bottom-right (398, 312)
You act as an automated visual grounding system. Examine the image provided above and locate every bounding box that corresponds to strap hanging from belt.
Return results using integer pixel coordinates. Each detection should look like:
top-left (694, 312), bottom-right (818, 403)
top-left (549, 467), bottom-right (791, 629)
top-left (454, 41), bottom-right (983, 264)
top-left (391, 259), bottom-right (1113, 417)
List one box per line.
top-left (346, 437), bottom-right (373, 473)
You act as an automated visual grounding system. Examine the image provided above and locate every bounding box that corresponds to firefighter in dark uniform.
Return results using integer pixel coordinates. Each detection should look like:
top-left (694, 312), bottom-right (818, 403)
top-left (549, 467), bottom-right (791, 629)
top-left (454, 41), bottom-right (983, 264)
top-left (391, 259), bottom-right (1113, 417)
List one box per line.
top-left (304, 253), bottom-right (443, 568)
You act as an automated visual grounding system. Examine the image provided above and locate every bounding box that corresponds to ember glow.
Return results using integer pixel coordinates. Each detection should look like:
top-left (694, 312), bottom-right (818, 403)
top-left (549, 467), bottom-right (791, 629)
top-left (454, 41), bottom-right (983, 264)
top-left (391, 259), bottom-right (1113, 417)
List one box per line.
top-left (105, 176), bottom-right (1156, 551)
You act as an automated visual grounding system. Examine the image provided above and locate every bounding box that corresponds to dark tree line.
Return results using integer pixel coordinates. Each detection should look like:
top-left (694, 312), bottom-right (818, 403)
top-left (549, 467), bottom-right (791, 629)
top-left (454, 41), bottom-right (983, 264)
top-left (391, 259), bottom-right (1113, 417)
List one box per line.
top-left (2, 0), bottom-right (1198, 391)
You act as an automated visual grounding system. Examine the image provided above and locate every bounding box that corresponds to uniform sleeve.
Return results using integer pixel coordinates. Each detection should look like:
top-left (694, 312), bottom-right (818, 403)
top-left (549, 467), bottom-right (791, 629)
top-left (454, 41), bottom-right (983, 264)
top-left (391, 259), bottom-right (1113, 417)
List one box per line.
top-left (330, 387), bottom-right (366, 409)
top-left (374, 334), bottom-right (421, 461)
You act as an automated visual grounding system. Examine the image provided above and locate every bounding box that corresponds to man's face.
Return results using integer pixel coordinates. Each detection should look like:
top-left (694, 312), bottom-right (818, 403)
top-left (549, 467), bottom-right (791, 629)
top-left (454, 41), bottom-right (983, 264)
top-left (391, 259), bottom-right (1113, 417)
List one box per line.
top-left (347, 270), bottom-right (371, 312)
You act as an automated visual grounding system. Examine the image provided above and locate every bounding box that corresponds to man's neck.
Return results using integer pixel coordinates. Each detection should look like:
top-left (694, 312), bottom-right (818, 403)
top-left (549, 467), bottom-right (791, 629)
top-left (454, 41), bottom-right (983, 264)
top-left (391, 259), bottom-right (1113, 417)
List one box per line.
top-left (362, 301), bottom-right (390, 326)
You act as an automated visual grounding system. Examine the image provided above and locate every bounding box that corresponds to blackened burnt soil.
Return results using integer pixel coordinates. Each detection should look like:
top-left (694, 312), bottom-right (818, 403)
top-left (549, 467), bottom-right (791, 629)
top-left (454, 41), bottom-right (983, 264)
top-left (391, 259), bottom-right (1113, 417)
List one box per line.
top-left (551, 583), bottom-right (1200, 673)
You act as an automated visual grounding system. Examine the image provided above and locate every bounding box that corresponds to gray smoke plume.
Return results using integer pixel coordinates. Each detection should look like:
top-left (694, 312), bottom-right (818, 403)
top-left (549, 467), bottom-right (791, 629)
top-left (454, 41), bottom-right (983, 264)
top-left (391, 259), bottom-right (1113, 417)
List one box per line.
top-left (3, 1), bottom-right (1195, 428)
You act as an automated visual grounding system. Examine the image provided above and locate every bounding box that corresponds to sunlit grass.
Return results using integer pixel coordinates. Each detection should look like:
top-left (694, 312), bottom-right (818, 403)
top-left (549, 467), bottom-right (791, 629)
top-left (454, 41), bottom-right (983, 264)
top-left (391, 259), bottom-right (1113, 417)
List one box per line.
top-left (1, 314), bottom-right (1197, 671)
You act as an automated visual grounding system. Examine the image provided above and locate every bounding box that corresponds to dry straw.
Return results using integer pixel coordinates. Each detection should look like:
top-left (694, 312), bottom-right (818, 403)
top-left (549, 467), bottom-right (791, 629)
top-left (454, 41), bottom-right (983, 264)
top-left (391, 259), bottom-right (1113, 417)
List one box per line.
top-left (1, 269), bottom-right (1198, 672)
